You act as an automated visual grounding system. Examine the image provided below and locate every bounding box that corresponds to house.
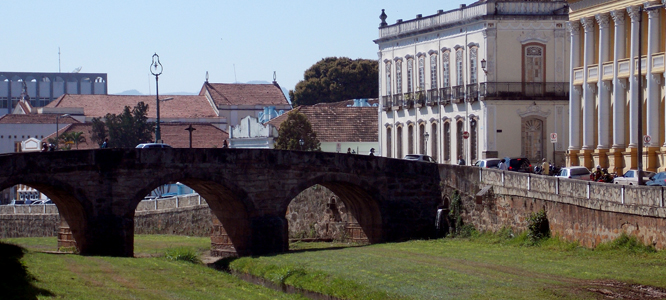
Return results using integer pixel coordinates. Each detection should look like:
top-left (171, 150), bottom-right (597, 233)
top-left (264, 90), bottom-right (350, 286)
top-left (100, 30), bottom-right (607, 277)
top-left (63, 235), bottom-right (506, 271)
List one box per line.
top-left (376, 1), bottom-right (570, 166)
top-left (565, 0), bottom-right (666, 173)
top-left (268, 99), bottom-right (379, 154)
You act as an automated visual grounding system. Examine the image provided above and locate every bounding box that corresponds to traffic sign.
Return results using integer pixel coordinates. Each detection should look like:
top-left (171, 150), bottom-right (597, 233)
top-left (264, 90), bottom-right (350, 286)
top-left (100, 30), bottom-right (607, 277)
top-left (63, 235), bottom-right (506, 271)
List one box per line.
top-left (644, 135), bottom-right (652, 145)
top-left (550, 133), bottom-right (557, 143)
top-left (462, 131), bottom-right (470, 139)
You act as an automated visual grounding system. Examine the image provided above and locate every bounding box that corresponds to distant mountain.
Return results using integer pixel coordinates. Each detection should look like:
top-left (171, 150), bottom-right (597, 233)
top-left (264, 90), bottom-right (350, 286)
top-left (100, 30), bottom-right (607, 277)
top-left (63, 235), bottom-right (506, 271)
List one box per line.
top-left (114, 81), bottom-right (290, 103)
top-left (116, 89), bottom-right (143, 95)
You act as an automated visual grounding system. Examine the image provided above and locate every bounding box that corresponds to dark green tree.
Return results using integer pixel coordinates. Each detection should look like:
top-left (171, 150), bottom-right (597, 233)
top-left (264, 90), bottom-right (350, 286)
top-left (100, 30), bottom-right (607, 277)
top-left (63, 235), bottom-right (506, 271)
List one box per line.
top-left (274, 110), bottom-right (321, 151)
top-left (100, 102), bottom-right (155, 148)
top-left (289, 57), bottom-right (378, 106)
top-left (90, 117), bottom-right (107, 147)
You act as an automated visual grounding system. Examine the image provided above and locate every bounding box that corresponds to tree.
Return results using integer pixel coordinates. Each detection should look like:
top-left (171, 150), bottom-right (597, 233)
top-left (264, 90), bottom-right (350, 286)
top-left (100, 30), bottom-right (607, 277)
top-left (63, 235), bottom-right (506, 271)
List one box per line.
top-left (274, 110), bottom-right (321, 151)
top-left (58, 132), bottom-right (87, 150)
top-left (289, 57), bottom-right (378, 106)
top-left (94, 102), bottom-right (155, 148)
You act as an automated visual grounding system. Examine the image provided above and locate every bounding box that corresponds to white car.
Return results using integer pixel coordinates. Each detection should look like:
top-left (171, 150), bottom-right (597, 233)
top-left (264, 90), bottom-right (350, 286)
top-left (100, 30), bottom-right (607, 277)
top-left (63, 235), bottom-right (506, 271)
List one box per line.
top-left (612, 170), bottom-right (655, 185)
top-left (403, 154), bottom-right (436, 163)
top-left (473, 158), bottom-right (502, 169)
top-left (136, 143), bottom-right (173, 149)
top-left (555, 166), bottom-right (592, 180)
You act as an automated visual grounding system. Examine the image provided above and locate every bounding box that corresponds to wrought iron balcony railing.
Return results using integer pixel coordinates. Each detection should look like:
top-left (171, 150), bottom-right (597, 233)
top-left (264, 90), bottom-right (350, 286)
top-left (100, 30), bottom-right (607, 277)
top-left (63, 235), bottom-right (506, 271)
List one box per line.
top-left (426, 89), bottom-right (439, 106)
top-left (451, 85), bottom-right (465, 103)
top-left (466, 84), bottom-right (479, 102)
top-left (478, 82), bottom-right (569, 100)
top-left (381, 96), bottom-right (392, 111)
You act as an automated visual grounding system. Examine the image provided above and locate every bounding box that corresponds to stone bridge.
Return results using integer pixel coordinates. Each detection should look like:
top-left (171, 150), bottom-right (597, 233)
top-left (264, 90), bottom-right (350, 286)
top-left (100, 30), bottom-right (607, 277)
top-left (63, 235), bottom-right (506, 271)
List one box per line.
top-left (0, 149), bottom-right (441, 257)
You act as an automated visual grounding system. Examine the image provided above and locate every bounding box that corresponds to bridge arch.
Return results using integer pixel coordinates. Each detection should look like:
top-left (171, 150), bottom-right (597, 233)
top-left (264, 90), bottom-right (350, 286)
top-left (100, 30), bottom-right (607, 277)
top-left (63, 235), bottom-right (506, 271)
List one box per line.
top-left (130, 171), bottom-right (254, 256)
top-left (283, 173), bottom-right (383, 244)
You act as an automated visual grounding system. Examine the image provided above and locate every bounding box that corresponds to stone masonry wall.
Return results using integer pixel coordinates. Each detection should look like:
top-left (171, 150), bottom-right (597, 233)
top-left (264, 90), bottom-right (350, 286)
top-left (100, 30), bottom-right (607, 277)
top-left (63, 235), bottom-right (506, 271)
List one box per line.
top-left (134, 205), bottom-right (212, 237)
top-left (286, 185), bottom-right (353, 240)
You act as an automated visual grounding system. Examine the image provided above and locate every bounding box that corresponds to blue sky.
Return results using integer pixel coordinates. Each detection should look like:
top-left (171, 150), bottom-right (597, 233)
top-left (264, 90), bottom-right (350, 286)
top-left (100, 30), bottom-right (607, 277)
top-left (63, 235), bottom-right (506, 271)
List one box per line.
top-left (2, 1), bottom-right (460, 95)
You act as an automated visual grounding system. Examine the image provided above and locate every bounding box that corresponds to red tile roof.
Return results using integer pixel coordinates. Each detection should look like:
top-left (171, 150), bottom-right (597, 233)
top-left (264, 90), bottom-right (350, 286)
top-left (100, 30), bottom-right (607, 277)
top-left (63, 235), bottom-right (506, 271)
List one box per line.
top-left (0, 114), bottom-right (79, 124)
top-left (268, 101), bottom-right (378, 143)
top-left (200, 82), bottom-right (290, 107)
top-left (44, 123), bottom-right (228, 149)
top-left (45, 94), bottom-right (218, 118)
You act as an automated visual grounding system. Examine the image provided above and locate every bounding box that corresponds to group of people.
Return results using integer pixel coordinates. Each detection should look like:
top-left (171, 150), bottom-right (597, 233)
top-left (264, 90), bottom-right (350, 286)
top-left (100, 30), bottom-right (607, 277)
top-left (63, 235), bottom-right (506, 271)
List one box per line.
top-left (592, 166), bottom-right (614, 183)
top-left (41, 142), bottom-right (55, 152)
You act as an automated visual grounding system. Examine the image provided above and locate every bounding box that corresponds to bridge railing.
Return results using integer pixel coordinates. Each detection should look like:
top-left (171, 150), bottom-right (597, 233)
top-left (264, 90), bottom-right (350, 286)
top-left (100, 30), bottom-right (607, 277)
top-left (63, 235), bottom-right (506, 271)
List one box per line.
top-left (476, 167), bottom-right (665, 208)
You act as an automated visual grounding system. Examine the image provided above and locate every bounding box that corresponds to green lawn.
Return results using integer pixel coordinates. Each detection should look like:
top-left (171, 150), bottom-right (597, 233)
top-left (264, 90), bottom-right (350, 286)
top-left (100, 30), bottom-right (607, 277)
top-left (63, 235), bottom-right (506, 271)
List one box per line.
top-left (1, 235), bottom-right (306, 300)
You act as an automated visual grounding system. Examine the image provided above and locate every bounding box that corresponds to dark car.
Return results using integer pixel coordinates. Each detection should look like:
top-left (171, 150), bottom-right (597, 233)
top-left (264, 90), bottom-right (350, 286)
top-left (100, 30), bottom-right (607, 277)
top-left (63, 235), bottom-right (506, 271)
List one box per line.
top-left (646, 172), bottom-right (666, 186)
top-left (507, 157), bottom-right (531, 173)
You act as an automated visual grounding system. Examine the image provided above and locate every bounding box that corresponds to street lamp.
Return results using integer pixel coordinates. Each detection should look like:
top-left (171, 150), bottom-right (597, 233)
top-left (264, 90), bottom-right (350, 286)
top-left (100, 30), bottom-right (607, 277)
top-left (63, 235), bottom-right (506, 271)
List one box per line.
top-left (185, 124), bottom-right (196, 149)
top-left (480, 59), bottom-right (488, 74)
top-left (150, 53), bottom-right (164, 142)
top-left (55, 114), bottom-right (70, 150)
top-left (299, 139), bottom-right (304, 150)
top-left (424, 132), bottom-right (429, 155)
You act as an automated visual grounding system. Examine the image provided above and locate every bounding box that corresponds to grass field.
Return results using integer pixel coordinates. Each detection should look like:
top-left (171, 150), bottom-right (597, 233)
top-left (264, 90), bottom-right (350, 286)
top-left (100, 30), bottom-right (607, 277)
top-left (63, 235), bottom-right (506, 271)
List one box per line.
top-left (3, 233), bottom-right (666, 300)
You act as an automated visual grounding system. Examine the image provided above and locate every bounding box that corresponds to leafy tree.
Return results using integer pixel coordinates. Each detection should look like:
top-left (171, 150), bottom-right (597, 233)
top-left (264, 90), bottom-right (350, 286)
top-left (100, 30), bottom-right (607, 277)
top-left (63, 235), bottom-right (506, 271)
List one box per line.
top-left (289, 57), bottom-right (378, 106)
top-left (91, 117), bottom-right (107, 147)
top-left (96, 102), bottom-right (155, 148)
top-left (274, 110), bottom-right (321, 151)
top-left (58, 132), bottom-right (87, 150)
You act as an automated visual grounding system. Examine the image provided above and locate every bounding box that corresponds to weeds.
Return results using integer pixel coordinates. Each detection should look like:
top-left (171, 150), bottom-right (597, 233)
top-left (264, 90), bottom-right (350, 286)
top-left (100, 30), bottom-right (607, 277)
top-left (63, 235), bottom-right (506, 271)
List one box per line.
top-left (526, 209), bottom-right (550, 244)
top-left (596, 232), bottom-right (657, 254)
top-left (164, 247), bottom-right (201, 264)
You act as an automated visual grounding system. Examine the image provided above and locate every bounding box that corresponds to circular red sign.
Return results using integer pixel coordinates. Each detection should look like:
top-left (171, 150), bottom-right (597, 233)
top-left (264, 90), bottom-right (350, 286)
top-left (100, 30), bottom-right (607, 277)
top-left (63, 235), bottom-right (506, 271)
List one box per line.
top-left (462, 131), bottom-right (470, 139)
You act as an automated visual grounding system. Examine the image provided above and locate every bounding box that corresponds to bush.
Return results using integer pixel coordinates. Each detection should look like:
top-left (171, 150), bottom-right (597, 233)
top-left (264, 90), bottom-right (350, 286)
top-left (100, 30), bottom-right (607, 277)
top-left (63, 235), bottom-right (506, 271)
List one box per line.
top-left (164, 247), bottom-right (201, 264)
top-left (596, 233), bottom-right (656, 254)
top-left (526, 209), bottom-right (550, 244)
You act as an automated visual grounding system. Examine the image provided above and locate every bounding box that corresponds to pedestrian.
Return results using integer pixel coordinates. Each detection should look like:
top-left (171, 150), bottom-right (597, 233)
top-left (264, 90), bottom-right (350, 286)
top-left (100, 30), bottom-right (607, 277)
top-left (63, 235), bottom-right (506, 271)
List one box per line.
top-left (457, 155), bottom-right (466, 166)
top-left (222, 140), bottom-right (228, 148)
top-left (369, 148), bottom-right (375, 157)
top-left (347, 148), bottom-right (352, 154)
top-left (541, 158), bottom-right (550, 175)
top-left (498, 159), bottom-right (508, 171)
top-left (101, 138), bottom-right (108, 149)
top-left (41, 142), bottom-right (48, 152)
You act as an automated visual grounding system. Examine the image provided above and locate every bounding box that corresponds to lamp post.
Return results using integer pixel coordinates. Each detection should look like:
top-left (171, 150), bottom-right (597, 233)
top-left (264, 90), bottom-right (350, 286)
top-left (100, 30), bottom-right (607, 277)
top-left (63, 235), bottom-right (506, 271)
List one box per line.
top-left (424, 132), bottom-right (429, 155)
top-left (185, 125), bottom-right (196, 149)
top-left (55, 113), bottom-right (70, 150)
top-left (150, 53), bottom-right (164, 142)
top-left (299, 139), bottom-right (304, 151)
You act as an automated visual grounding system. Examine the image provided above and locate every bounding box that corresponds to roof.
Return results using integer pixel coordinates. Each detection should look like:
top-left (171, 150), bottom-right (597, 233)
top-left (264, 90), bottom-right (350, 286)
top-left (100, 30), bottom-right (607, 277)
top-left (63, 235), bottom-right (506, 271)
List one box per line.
top-left (0, 114), bottom-right (79, 124)
top-left (200, 82), bottom-right (290, 107)
top-left (44, 123), bottom-right (228, 149)
top-left (268, 101), bottom-right (378, 143)
top-left (45, 94), bottom-right (218, 119)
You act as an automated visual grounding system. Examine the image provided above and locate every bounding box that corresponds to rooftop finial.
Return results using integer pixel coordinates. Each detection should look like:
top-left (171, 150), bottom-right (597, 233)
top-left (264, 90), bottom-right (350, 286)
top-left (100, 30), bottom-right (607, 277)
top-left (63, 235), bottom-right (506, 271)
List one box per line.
top-left (205, 71), bottom-right (209, 83)
top-left (379, 9), bottom-right (387, 27)
top-left (273, 71), bottom-right (276, 83)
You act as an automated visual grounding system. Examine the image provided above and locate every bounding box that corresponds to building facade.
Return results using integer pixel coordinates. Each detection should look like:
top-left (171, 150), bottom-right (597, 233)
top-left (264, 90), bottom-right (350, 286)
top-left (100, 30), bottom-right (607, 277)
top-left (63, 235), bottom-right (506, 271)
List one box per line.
top-left (566, 0), bottom-right (666, 174)
top-left (376, 1), bottom-right (570, 166)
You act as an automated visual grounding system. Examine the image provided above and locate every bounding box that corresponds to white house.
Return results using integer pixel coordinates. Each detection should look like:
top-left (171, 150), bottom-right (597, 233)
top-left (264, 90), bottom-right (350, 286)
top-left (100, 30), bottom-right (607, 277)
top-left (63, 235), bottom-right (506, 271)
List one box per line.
top-left (376, 1), bottom-right (570, 166)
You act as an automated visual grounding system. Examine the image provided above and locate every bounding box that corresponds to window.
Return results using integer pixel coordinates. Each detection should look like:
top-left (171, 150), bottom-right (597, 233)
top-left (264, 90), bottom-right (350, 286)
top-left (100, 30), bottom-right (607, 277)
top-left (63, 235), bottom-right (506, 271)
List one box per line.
top-left (469, 47), bottom-right (478, 84)
top-left (470, 119), bottom-right (478, 162)
top-left (419, 124), bottom-right (426, 155)
top-left (418, 56), bottom-right (425, 92)
top-left (386, 127), bottom-right (392, 158)
top-left (444, 122), bottom-right (451, 161)
top-left (397, 126), bottom-right (403, 158)
top-left (407, 58), bottom-right (414, 93)
top-left (385, 62), bottom-right (392, 95)
top-left (396, 61), bottom-right (403, 94)
top-left (408, 125), bottom-right (414, 155)
top-left (524, 45), bottom-right (544, 83)
top-left (431, 123), bottom-right (438, 162)
top-left (456, 49), bottom-right (463, 86)
top-left (522, 118), bottom-right (544, 163)
top-left (457, 121), bottom-right (464, 160)
top-left (430, 55), bottom-right (438, 90)
top-left (442, 51), bottom-right (450, 88)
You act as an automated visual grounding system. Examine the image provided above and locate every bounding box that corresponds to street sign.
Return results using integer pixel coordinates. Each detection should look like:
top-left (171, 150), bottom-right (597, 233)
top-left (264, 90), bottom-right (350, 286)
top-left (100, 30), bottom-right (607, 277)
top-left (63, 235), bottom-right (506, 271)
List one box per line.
top-left (550, 133), bottom-right (557, 143)
top-left (462, 131), bottom-right (470, 139)
top-left (644, 135), bottom-right (652, 145)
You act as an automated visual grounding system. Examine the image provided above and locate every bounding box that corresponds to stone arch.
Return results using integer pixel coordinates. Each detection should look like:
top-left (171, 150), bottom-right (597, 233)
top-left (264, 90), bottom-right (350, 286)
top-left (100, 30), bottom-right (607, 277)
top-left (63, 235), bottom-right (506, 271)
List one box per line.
top-left (130, 172), bottom-right (254, 256)
top-left (283, 173), bottom-right (384, 244)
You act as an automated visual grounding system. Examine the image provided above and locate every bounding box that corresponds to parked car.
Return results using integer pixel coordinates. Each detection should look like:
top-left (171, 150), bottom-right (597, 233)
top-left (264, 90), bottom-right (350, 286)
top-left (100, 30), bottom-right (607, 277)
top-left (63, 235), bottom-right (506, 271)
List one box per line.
top-left (555, 166), bottom-right (592, 180)
top-left (506, 157), bottom-right (531, 173)
top-left (136, 143), bottom-right (172, 149)
top-left (8, 200), bottom-right (25, 205)
top-left (473, 158), bottom-right (502, 169)
top-left (158, 192), bottom-right (178, 199)
top-left (646, 172), bottom-right (666, 186)
top-left (613, 170), bottom-right (656, 185)
top-left (403, 154), bottom-right (436, 163)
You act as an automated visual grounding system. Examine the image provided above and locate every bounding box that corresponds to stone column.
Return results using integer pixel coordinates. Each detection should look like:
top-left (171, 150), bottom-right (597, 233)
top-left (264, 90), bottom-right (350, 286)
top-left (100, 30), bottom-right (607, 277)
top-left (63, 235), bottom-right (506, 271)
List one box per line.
top-left (581, 17), bottom-right (596, 168)
top-left (646, 6), bottom-right (661, 171)
top-left (610, 10), bottom-right (627, 175)
top-left (627, 6), bottom-right (641, 154)
top-left (567, 21), bottom-right (582, 166)
top-left (596, 13), bottom-right (611, 168)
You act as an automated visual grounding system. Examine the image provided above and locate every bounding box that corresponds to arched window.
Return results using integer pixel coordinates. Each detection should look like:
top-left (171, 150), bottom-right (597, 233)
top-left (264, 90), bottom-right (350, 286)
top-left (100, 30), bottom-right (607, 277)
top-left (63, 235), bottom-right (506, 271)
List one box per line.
top-left (469, 46), bottom-right (478, 84)
top-left (431, 123), bottom-right (438, 162)
top-left (430, 54), bottom-right (438, 90)
top-left (407, 58), bottom-right (414, 93)
top-left (455, 48), bottom-right (463, 86)
top-left (522, 118), bottom-right (545, 163)
top-left (470, 118), bottom-right (478, 162)
top-left (444, 121), bottom-right (451, 161)
top-left (457, 120), bottom-right (464, 160)
top-left (524, 44), bottom-right (545, 83)
top-left (385, 62), bottom-right (392, 96)
top-left (408, 125), bottom-right (414, 155)
top-left (395, 60), bottom-right (403, 94)
top-left (397, 126), bottom-right (403, 158)
top-left (418, 56), bottom-right (426, 92)
top-left (442, 51), bottom-right (450, 88)
top-left (386, 127), bottom-right (392, 158)
top-left (419, 123), bottom-right (426, 154)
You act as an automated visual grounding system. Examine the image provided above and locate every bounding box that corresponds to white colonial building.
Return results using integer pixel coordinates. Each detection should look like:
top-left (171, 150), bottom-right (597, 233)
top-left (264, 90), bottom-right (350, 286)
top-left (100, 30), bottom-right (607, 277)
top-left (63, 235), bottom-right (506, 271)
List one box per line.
top-left (376, 1), bottom-right (571, 166)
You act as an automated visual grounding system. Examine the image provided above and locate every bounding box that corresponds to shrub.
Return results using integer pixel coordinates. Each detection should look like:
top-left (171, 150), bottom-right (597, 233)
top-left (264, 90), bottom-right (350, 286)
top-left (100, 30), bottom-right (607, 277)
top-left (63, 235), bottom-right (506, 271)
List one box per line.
top-left (164, 247), bottom-right (201, 264)
top-left (596, 233), bottom-right (656, 254)
top-left (526, 209), bottom-right (550, 244)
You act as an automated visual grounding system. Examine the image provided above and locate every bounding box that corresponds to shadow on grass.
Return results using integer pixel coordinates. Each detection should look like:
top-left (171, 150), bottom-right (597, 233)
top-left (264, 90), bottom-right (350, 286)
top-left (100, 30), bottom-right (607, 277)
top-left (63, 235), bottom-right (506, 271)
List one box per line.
top-left (0, 242), bottom-right (54, 300)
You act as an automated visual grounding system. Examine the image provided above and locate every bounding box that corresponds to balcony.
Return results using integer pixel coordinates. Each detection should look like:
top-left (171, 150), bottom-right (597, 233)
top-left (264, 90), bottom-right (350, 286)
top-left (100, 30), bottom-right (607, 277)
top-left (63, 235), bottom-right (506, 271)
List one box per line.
top-left (451, 85), bottom-right (465, 103)
top-left (403, 93), bottom-right (414, 108)
top-left (439, 87), bottom-right (452, 105)
top-left (392, 94), bottom-right (403, 110)
top-left (478, 82), bottom-right (569, 100)
top-left (381, 96), bottom-right (392, 111)
top-left (573, 67), bottom-right (584, 85)
top-left (602, 62), bottom-right (614, 81)
top-left (414, 91), bottom-right (426, 108)
top-left (466, 84), bottom-right (478, 102)
top-left (653, 53), bottom-right (665, 73)
top-left (426, 89), bottom-right (439, 106)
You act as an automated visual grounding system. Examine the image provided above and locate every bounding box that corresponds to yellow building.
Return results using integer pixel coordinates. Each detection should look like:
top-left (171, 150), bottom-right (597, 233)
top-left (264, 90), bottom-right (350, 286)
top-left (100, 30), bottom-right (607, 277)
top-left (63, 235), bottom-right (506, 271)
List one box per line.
top-left (566, 0), bottom-right (666, 174)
